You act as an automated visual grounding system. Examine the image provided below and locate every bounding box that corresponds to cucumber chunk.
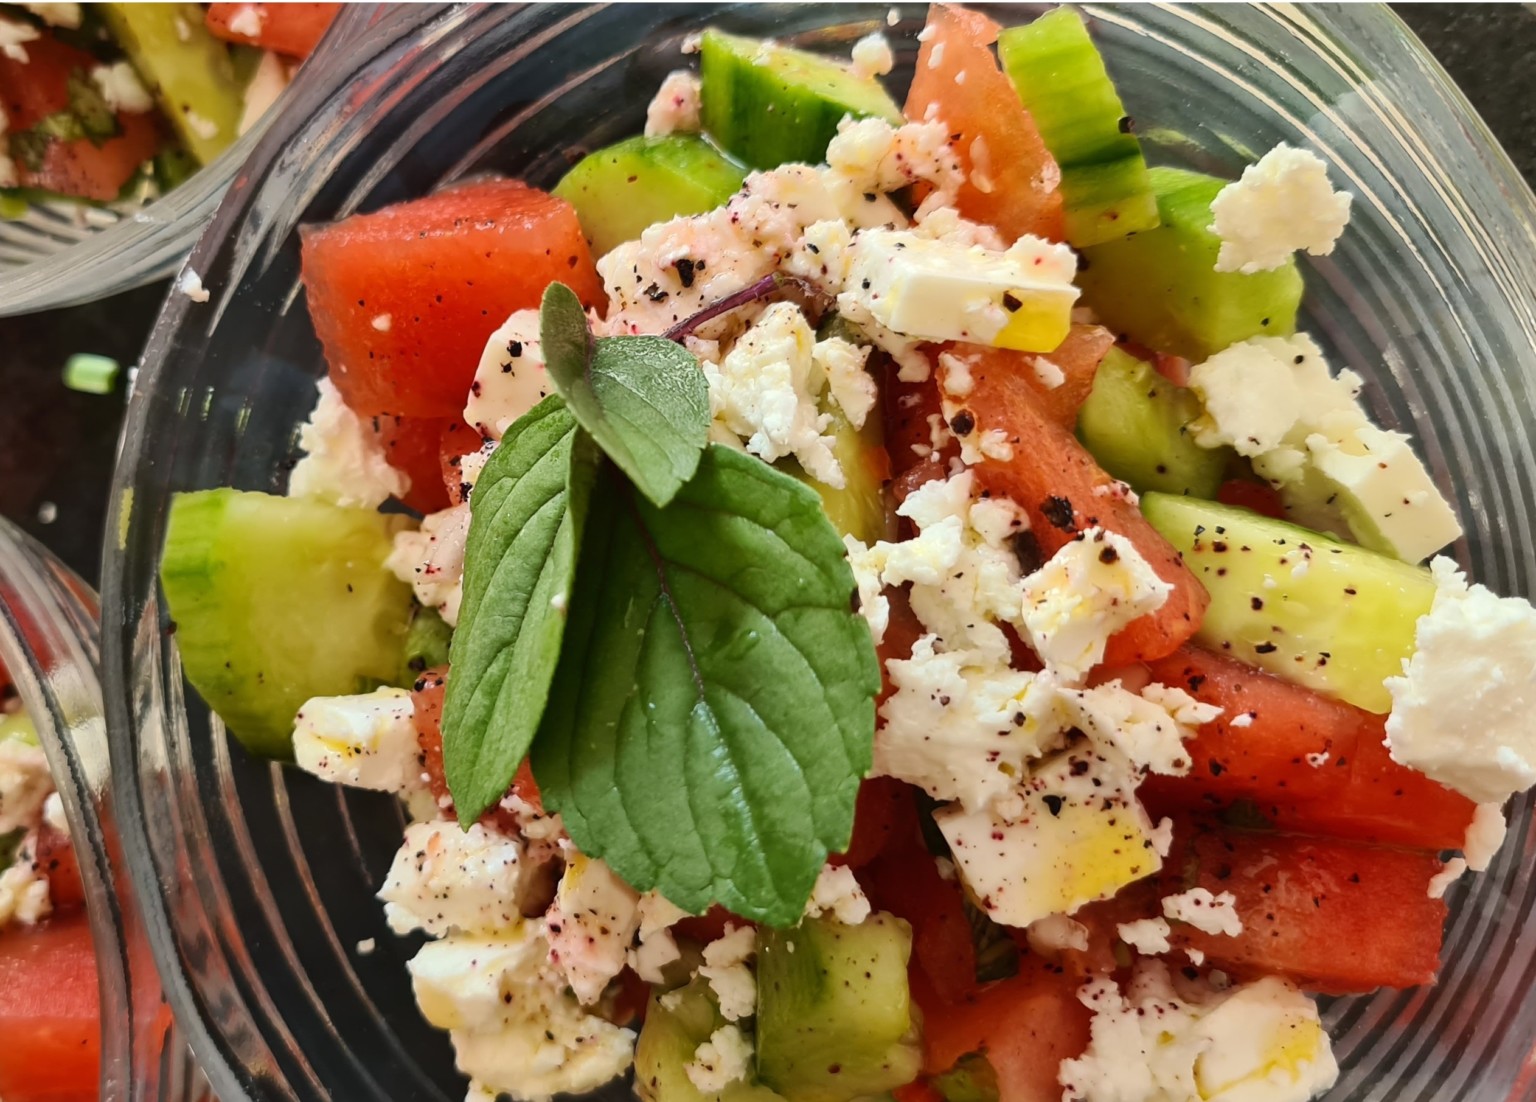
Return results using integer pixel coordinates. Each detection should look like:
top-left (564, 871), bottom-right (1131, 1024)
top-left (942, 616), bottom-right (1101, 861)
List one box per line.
top-left (637, 978), bottom-right (787, 1102)
top-left (99, 3), bottom-right (243, 164)
top-left (1078, 168), bottom-right (1303, 360)
top-left (786, 407), bottom-right (891, 546)
top-left (401, 605), bottom-right (452, 682)
top-left (1140, 493), bottom-right (1434, 713)
top-left (160, 490), bottom-right (415, 759)
top-left (757, 914), bottom-right (922, 1102)
top-left (1076, 346), bottom-right (1228, 498)
top-left (931, 1053), bottom-right (999, 1102)
top-left (699, 29), bottom-right (902, 171)
top-left (998, 7), bottom-right (1158, 247)
top-left (554, 135), bottom-right (747, 258)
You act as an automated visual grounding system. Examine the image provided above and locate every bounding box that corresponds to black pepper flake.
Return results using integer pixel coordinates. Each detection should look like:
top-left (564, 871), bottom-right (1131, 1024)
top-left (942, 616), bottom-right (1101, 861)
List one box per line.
top-left (950, 410), bottom-right (976, 436)
top-left (1099, 545), bottom-right (1119, 565)
top-left (673, 257), bottom-right (698, 287)
top-left (644, 282), bottom-right (669, 303)
top-left (1043, 795), bottom-right (1065, 817)
top-left (1041, 495), bottom-right (1077, 532)
top-left (1254, 642), bottom-right (1278, 654)
top-left (1250, 596), bottom-right (1264, 610)
top-left (1002, 291), bottom-right (1023, 313)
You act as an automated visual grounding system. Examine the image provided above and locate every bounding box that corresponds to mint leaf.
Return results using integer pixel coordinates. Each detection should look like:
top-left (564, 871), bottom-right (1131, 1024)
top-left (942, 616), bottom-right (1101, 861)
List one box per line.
top-left (442, 397), bottom-right (598, 824)
top-left (540, 281), bottom-right (710, 507)
top-left (532, 444), bottom-right (881, 925)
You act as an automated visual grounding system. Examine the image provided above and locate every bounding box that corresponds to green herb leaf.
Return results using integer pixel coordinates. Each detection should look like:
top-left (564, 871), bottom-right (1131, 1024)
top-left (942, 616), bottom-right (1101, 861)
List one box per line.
top-left (533, 444), bottom-right (880, 925)
top-left (442, 396), bottom-right (598, 824)
top-left (539, 281), bottom-right (710, 507)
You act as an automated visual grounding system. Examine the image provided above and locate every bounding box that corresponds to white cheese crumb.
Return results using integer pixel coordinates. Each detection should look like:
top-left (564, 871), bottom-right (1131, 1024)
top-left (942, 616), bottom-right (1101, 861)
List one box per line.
top-left (0, 848), bottom-right (51, 927)
top-left (185, 110), bottom-right (221, 142)
top-left (1230, 711), bottom-right (1256, 729)
top-left (1427, 858), bottom-right (1468, 900)
top-left (1118, 917), bottom-right (1172, 956)
top-left (1026, 913), bottom-right (1089, 956)
top-left (545, 853), bottom-right (641, 1006)
top-left (0, 16), bottom-right (40, 63)
top-left (644, 70), bottom-right (703, 137)
top-left (466, 308), bottom-right (549, 439)
top-left (91, 61), bottom-right (154, 114)
top-left (849, 32), bottom-right (895, 79)
top-left (628, 891), bottom-right (687, 984)
top-left (686, 1025), bottom-right (753, 1093)
top-left (804, 863), bottom-right (871, 925)
top-left (1387, 558), bottom-right (1536, 804)
top-left (227, 3), bottom-right (266, 38)
top-left (0, 736), bottom-right (52, 834)
top-left (887, 8), bottom-right (900, 27)
top-left (356, 937), bottom-right (376, 956)
top-left (378, 820), bottom-right (528, 937)
top-left (371, 313), bottom-right (393, 332)
top-left (42, 791), bottom-right (69, 838)
top-left (289, 377), bottom-right (410, 509)
top-left (1210, 143), bottom-right (1352, 274)
top-left (292, 688), bottom-right (423, 794)
top-left (387, 504), bottom-right (469, 626)
top-left (1032, 357), bottom-right (1065, 390)
top-left (176, 267), bottom-right (211, 303)
top-left (698, 925), bottom-right (757, 1022)
top-left (1305, 751), bottom-right (1330, 768)
top-left (1163, 887), bottom-right (1243, 937)
top-left (1463, 802), bottom-right (1507, 872)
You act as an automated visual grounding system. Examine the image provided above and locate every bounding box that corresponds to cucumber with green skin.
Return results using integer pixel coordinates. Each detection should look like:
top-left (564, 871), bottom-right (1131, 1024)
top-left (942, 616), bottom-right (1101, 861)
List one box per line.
top-left (1077, 168), bottom-right (1303, 360)
top-left (1140, 492), bottom-right (1434, 713)
top-left (998, 7), bottom-right (1158, 246)
top-left (554, 135), bottom-right (746, 257)
top-left (699, 29), bottom-right (902, 171)
top-left (1076, 346), bottom-right (1228, 498)
top-left (160, 490), bottom-right (415, 759)
top-left (636, 978), bottom-right (788, 1102)
top-left (99, 3), bottom-right (243, 164)
top-left (756, 913), bottom-right (922, 1102)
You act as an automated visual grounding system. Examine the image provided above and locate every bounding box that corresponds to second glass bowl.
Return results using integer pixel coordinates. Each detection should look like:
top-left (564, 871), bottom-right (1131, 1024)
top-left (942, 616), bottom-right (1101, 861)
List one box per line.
top-left (103, 5), bottom-right (1536, 1102)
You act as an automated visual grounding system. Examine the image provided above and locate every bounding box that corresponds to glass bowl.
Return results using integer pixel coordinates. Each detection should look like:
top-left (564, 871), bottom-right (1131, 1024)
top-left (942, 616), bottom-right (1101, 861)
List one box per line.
top-left (0, 515), bottom-right (208, 1101)
top-left (0, 5), bottom-right (369, 318)
top-left (101, 4), bottom-right (1536, 1102)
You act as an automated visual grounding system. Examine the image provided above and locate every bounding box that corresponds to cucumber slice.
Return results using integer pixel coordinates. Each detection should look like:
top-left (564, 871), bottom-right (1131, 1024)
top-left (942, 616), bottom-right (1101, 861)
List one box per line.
top-left (757, 913), bottom-right (922, 1102)
top-left (1078, 168), bottom-right (1303, 360)
top-left (1140, 493), bottom-right (1434, 713)
top-left (636, 978), bottom-right (787, 1102)
top-left (787, 407), bottom-right (891, 546)
top-left (998, 7), bottom-right (1158, 247)
top-left (99, 3), bottom-right (243, 164)
top-left (401, 605), bottom-right (452, 682)
top-left (931, 1053), bottom-right (999, 1102)
top-left (554, 134), bottom-right (746, 258)
top-left (1075, 346), bottom-right (1228, 498)
top-left (699, 29), bottom-right (902, 171)
top-left (160, 490), bottom-right (415, 759)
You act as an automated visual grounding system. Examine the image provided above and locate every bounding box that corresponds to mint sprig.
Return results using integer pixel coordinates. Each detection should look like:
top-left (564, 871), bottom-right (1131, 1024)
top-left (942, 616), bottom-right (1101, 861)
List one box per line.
top-left (540, 282), bottom-right (710, 507)
top-left (533, 445), bottom-right (880, 926)
top-left (442, 397), bottom-right (598, 824)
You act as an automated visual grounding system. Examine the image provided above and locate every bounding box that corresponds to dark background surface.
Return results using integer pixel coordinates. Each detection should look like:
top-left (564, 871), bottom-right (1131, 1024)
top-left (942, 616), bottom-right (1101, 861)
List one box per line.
top-left (0, 3), bottom-right (1531, 585)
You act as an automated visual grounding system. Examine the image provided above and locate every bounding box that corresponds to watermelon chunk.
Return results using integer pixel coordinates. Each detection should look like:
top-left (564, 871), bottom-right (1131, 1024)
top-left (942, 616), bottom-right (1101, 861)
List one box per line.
top-left (300, 179), bottom-right (603, 419)
top-left (941, 355), bottom-right (1209, 666)
top-left (370, 414), bottom-right (455, 515)
top-left (1164, 819), bottom-right (1448, 994)
top-left (206, 3), bottom-right (341, 58)
top-left (904, 4), bottom-right (1064, 243)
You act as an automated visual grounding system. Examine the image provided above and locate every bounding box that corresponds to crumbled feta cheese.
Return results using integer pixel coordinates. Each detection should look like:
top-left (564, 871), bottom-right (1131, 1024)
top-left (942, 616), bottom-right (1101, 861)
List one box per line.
top-left (465, 309), bottom-right (549, 438)
top-left (936, 742), bottom-right (1162, 926)
top-left (1026, 913), bottom-right (1089, 956)
top-left (844, 535), bottom-right (892, 645)
top-left (686, 1024), bottom-right (753, 1094)
top-left (1210, 144), bottom-right (1352, 274)
top-left (0, 16), bottom-right (40, 62)
top-left (1428, 857), bottom-right (1468, 900)
top-left (1163, 887), bottom-right (1243, 937)
top-left (1032, 357), bottom-right (1065, 390)
top-left (1060, 962), bottom-right (1338, 1102)
top-left (371, 313), bottom-right (392, 332)
top-left (1386, 558), bottom-right (1536, 803)
top-left (22, 4), bottom-right (81, 27)
top-left (1061, 681), bottom-right (1215, 777)
top-left (545, 853), bottom-right (641, 1006)
top-left (1462, 802), bottom-right (1507, 872)
top-left (698, 925), bottom-right (757, 1023)
top-left (628, 891), bottom-right (688, 983)
top-left (786, 218), bottom-right (856, 295)
top-left (1018, 529), bottom-right (1172, 685)
top-left (412, 922), bottom-right (635, 1102)
top-left (379, 819), bottom-right (528, 936)
top-left (1189, 333), bottom-right (1460, 562)
top-left (387, 504), bottom-right (469, 626)
top-left (912, 205), bottom-right (1006, 252)
top-left (356, 937), bottom-right (376, 955)
top-left (0, 735), bottom-right (51, 834)
top-left (813, 336), bottom-right (877, 428)
top-left (939, 350), bottom-right (975, 397)
top-left (704, 302), bottom-right (843, 486)
top-left (288, 378), bottom-right (410, 508)
top-left (292, 688), bottom-right (423, 794)
top-left (1118, 917), bottom-right (1172, 956)
top-left (185, 110), bottom-right (221, 142)
top-left (0, 847), bottom-right (51, 927)
top-left (844, 228), bottom-right (1078, 352)
top-left (849, 32), bottom-right (895, 79)
top-left (176, 267), bottom-right (210, 303)
top-left (804, 863), bottom-right (871, 925)
top-left (1305, 751), bottom-right (1330, 768)
top-left (825, 118), bottom-right (965, 203)
top-left (42, 791), bottom-right (68, 838)
top-left (91, 61), bottom-right (153, 114)
top-left (226, 3), bottom-right (266, 37)
top-left (644, 70), bottom-right (703, 137)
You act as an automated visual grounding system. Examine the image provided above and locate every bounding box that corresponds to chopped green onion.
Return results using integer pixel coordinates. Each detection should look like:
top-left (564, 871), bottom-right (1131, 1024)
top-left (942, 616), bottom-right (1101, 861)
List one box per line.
top-left (63, 353), bottom-right (121, 395)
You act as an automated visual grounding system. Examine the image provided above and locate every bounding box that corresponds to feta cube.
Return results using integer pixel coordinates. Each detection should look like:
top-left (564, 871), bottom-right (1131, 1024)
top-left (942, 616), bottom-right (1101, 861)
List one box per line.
top-left (644, 70), bottom-right (702, 137)
top-left (292, 688), bottom-right (423, 794)
top-left (386, 503), bottom-right (470, 626)
top-left (465, 309), bottom-right (549, 438)
top-left (844, 228), bottom-right (1078, 352)
top-left (936, 742), bottom-right (1162, 927)
top-left (379, 819), bottom-right (528, 937)
top-left (545, 852), bottom-right (641, 1005)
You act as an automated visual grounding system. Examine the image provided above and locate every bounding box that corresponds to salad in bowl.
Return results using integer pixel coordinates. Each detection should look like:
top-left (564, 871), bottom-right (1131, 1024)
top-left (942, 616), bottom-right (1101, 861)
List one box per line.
top-left (148, 6), bottom-right (1536, 1102)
